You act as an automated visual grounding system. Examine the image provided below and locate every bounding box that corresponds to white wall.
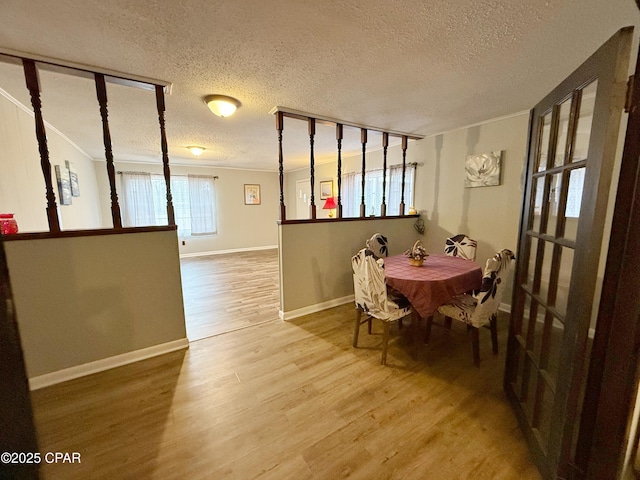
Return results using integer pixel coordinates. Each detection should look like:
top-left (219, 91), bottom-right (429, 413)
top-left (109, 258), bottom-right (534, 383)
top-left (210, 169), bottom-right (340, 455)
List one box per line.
top-left (0, 89), bottom-right (104, 232)
top-left (95, 162), bottom-right (279, 255)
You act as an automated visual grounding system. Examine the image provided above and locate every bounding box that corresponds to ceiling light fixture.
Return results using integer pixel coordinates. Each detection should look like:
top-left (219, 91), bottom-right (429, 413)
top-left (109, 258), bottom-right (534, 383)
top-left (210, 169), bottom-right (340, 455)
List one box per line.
top-left (204, 94), bottom-right (241, 118)
top-left (187, 146), bottom-right (205, 156)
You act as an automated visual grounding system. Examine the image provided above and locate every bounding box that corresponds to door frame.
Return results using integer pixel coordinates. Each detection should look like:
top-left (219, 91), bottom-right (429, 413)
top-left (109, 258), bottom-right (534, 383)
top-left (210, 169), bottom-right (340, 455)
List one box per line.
top-left (504, 27), bottom-right (634, 479)
top-left (575, 44), bottom-right (640, 478)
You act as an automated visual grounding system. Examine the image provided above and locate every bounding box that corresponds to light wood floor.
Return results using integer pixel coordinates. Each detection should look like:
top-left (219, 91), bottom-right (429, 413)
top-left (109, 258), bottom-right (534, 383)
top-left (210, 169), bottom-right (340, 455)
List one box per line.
top-left (31, 296), bottom-right (541, 478)
top-left (180, 250), bottom-right (280, 341)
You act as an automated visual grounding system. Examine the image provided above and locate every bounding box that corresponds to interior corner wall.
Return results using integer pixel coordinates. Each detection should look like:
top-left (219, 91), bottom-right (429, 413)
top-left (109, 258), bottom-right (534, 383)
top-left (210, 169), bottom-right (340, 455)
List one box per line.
top-left (96, 162), bottom-right (279, 255)
top-left (0, 91), bottom-right (104, 232)
top-left (413, 113), bottom-right (530, 305)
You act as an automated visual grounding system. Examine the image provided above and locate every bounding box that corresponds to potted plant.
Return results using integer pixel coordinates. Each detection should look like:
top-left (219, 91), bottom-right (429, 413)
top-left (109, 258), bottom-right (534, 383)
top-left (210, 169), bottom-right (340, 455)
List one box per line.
top-left (404, 240), bottom-right (428, 267)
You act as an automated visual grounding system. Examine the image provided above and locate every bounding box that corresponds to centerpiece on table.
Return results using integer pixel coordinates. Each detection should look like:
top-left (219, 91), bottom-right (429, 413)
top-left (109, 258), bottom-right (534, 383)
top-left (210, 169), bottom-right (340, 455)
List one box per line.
top-left (404, 240), bottom-right (428, 267)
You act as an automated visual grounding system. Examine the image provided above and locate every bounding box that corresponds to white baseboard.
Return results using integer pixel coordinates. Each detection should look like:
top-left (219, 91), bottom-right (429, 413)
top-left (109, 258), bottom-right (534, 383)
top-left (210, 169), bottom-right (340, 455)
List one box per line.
top-left (28, 338), bottom-right (189, 391)
top-left (499, 302), bottom-right (512, 313)
top-left (179, 245), bottom-right (278, 258)
top-left (280, 295), bottom-right (354, 321)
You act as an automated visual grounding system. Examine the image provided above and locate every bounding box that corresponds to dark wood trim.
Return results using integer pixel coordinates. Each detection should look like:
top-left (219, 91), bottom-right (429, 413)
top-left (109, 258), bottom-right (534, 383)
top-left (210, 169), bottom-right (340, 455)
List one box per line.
top-left (271, 107), bottom-right (423, 140)
top-left (336, 123), bottom-right (343, 219)
top-left (277, 111), bottom-right (286, 221)
top-left (0, 49), bottom-right (170, 92)
top-left (577, 40), bottom-right (640, 479)
top-left (381, 132), bottom-right (388, 217)
top-left (308, 118), bottom-right (316, 220)
top-left (278, 214), bottom-right (419, 226)
top-left (155, 85), bottom-right (175, 226)
top-left (22, 59), bottom-right (60, 233)
top-left (95, 73), bottom-right (122, 229)
top-left (1, 225), bottom-right (177, 242)
top-left (360, 128), bottom-right (367, 218)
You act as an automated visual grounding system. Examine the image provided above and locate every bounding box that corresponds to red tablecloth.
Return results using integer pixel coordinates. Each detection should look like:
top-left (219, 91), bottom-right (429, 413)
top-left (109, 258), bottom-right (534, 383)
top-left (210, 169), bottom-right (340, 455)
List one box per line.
top-left (384, 254), bottom-right (482, 318)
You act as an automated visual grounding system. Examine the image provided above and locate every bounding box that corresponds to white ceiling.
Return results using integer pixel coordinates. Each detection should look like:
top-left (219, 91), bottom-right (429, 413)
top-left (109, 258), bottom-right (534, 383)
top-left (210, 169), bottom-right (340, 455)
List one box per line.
top-left (0, 0), bottom-right (638, 171)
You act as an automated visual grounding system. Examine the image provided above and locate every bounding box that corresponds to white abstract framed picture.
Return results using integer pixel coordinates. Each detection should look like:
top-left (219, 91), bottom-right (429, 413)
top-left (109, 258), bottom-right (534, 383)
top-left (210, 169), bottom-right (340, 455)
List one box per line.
top-left (465, 150), bottom-right (502, 188)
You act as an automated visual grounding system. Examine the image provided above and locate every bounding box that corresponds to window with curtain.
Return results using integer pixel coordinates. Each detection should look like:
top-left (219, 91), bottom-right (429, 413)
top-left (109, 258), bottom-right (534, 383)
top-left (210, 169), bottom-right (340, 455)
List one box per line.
top-left (341, 164), bottom-right (416, 217)
top-left (121, 172), bottom-right (217, 236)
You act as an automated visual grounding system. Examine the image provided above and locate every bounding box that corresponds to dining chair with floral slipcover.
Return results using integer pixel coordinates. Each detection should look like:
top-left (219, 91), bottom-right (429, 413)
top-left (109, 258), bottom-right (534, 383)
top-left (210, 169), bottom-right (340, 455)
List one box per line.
top-left (428, 248), bottom-right (515, 367)
top-left (351, 248), bottom-right (413, 365)
top-left (365, 233), bottom-right (388, 259)
top-left (444, 234), bottom-right (477, 261)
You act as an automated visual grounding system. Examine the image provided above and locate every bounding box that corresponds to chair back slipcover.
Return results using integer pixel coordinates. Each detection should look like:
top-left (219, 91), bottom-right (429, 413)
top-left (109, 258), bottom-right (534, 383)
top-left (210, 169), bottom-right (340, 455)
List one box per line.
top-left (439, 249), bottom-right (515, 328)
top-left (352, 249), bottom-right (409, 322)
top-left (366, 233), bottom-right (388, 258)
top-left (444, 234), bottom-right (477, 261)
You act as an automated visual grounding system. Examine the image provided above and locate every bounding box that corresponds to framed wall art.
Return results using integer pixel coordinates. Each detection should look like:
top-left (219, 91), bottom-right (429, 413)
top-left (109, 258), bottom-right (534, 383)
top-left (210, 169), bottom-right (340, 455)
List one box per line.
top-left (465, 150), bottom-right (503, 188)
top-left (244, 184), bottom-right (261, 205)
top-left (320, 180), bottom-right (333, 200)
top-left (55, 164), bottom-right (73, 205)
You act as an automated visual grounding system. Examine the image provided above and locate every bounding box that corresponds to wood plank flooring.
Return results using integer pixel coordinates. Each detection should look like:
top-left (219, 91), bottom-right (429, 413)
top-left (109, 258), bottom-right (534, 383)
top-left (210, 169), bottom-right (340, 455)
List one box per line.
top-left (180, 250), bottom-right (280, 341)
top-left (31, 285), bottom-right (541, 479)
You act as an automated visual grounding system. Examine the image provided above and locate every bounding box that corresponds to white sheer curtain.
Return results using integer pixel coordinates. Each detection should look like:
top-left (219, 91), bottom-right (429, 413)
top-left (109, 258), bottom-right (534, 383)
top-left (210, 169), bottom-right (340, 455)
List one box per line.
top-left (189, 175), bottom-right (217, 235)
top-left (341, 172), bottom-right (362, 218)
top-left (387, 164), bottom-right (415, 215)
top-left (341, 164), bottom-right (415, 217)
top-left (121, 172), bottom-right (155, 227)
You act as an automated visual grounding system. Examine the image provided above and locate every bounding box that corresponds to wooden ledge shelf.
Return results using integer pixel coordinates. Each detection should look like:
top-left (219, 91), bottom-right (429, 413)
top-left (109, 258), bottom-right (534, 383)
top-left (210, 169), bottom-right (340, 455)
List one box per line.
top-left (1, 225), bottom-right (177, 242)
top-left (278, 215), bottom-right (419, 225)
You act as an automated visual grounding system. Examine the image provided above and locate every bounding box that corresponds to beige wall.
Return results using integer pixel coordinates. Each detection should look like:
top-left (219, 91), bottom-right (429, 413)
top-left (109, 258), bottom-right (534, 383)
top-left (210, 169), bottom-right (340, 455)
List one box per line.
top-left (0, 90), bottom-right (104, 232)
top-left (413, 114), bottom-right (529, 303)
top-left (5, 230), bottom-right (186, 378)
top-left (96, 162), bottom-right (279, 255)
top-left (279, 217), bottom-right (420, 315)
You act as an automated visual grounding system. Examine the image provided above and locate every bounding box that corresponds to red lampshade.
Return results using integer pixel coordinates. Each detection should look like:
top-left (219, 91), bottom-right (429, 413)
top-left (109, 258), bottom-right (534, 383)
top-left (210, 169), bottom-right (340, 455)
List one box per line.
top-left (322, 197), bottom-right (336, 210)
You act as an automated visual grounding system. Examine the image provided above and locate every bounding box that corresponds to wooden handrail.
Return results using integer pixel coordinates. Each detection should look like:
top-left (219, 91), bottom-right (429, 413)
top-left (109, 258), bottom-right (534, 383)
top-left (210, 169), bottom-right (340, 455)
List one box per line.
top-left (3, 53), bottom-right (173, 235)
top-left (271, 108), bottom-right (422, 222)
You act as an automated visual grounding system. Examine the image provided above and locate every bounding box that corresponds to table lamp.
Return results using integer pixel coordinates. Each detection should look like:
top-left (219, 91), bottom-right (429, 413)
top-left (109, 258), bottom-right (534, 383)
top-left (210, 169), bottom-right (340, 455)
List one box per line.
top-left (322, 197), bottom-right (337, 218)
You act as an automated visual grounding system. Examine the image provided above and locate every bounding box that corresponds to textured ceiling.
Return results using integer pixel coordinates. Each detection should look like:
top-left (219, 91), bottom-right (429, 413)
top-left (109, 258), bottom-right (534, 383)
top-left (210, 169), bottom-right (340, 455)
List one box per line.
top-left (0, 0), bottom-right (638, 171)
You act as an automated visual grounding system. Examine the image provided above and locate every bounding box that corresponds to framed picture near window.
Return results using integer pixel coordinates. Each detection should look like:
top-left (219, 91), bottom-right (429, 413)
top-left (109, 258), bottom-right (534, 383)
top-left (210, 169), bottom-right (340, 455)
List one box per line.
top-left (320, 180), bottom-right (333, 200)
top-left (244, 184), bottom-right (261, 205)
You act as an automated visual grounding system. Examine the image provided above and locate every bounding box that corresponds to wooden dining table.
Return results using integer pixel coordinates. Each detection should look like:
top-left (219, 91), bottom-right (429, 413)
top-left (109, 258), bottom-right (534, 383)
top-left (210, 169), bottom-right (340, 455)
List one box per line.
top-left (384, 253), bottom-right (483, 318)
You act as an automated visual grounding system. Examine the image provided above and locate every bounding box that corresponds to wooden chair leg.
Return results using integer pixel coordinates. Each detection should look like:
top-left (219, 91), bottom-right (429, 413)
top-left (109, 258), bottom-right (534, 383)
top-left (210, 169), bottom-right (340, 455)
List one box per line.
top-left (353, 309), bottom-right (362, 347)
top-left (424, 315), bottom-right (433, 344)
top-left (490, 314), bottom-right (498, 355)
top-left (381, 322), bottom-right (390, 365)
top-left (471, 327), bottom-right (480, 367)
top-left (411, 311), bottom-right (421, 359)
top-left (444, 316), bottom-right (452, 329)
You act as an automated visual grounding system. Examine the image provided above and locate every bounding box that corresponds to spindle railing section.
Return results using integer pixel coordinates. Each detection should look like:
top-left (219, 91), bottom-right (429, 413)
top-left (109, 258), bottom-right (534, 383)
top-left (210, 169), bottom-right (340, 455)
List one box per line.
top-left (272, 107), bottom-right (423, 223)
top-left (0, 51), bottom-right (174, 237)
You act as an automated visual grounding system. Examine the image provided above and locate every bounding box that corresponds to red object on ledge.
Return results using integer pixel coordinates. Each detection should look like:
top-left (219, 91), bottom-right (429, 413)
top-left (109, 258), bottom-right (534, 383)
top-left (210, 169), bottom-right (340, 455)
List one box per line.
top-left (0, 214), bottom-right (19, 235)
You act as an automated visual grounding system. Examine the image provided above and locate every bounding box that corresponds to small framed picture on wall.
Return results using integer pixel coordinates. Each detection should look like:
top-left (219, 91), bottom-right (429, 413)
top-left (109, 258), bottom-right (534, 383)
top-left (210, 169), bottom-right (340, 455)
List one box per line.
top-left (320, 180), bottom-right (333, 200)
top-left (244, 184), bottom-right (261, 205)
